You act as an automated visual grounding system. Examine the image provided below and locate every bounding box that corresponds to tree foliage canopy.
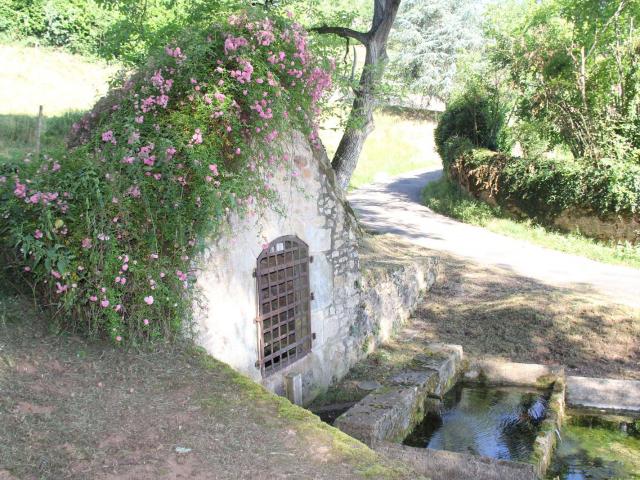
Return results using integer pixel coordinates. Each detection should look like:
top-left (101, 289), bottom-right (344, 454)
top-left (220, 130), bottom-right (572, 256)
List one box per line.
top-left (487, 0), bottom-right (640, 162)
top-left (388, 0), bottom-right (483, 102)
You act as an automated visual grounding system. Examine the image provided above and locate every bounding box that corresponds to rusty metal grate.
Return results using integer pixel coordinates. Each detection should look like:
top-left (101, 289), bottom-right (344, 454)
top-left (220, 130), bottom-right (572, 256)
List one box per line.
top-left (256, 235), bottom-right (312, 377)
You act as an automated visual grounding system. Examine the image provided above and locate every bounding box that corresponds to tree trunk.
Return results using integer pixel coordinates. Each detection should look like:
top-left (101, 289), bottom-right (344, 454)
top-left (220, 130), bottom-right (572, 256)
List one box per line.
top-left (315, 0), bottom-right (401, 189)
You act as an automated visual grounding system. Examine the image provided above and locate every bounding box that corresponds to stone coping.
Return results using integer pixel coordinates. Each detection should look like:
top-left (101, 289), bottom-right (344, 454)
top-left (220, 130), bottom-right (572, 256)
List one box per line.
top-left (566, 376), bottom-right (640, 416)
top-left (464, 359), bottom-right (564, 388)
top-left (334, 344), bottom-right (464, 446)
top-left (375, 443), bottom-right (538, 480)
top-left (334, 351), bottom-right (640, 479)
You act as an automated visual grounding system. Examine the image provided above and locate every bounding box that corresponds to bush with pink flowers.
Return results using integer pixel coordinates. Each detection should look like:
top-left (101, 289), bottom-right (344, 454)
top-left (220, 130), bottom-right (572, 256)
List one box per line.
top-left (0, 10), bottom-right (333, 344)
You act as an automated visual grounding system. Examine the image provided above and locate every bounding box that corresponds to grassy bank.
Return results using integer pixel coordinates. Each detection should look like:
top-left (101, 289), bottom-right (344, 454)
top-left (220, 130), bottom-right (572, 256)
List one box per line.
top-left (0, 290), bottom-right (417, 480)
top-left (423, 177), bottom-right (640, 269)
top-left (320, 111), bottom-right (441, 190)
top-left (0, 44), bottom-right (117, 116)
top-left (0, 44), bottom-right (117, 161)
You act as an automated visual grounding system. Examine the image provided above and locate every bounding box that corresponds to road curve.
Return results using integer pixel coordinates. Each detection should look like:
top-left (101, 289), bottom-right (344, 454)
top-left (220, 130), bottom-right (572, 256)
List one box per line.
top-left (348, 168), bottom-right (640, 308)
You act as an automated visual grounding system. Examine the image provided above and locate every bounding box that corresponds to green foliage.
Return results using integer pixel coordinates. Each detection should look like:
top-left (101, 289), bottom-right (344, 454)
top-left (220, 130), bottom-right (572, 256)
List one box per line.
top-left (453, 148), bottom-right (640, 219)
top-left (434, 79), bottom-right (506, 168)
top-left (436, 0), bottom-right (640, 232)
top-left (423, 176), bottom-right (498, 225)
top-left (0, 10), bottom-right (333, 344)
top-left (0, 0), bottom-right (112, 55)
top-left (486, 0), bottom-right (640, 163)
top-left (388, 0), bottom-right (483, 101)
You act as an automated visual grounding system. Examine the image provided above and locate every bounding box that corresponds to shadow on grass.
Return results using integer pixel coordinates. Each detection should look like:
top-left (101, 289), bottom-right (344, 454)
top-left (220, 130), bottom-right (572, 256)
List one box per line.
top-left (415, 253), bottom-right (640, 380)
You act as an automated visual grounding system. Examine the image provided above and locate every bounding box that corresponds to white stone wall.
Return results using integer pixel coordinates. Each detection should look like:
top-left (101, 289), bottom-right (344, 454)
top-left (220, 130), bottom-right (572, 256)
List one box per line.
top-left (194, 131), bottom-right (362, 401)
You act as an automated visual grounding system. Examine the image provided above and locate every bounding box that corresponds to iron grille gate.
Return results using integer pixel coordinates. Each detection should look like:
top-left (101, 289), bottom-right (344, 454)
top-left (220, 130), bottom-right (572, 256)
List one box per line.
top-left (255, 235), bottom-right (312, 377)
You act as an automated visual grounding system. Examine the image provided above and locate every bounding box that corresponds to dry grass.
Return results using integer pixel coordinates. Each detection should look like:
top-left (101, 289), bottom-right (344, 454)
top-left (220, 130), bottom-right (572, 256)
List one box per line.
top-left (419, 253), bottom-right (640, 380)
top-left (320, 111), bottom-right (440, 190)
top-left (0, 295), bottom-right (419, 480)
top-left (0, 44), bottom-right (116, 116)
top-left (358, 251), bottom-right (640, 382)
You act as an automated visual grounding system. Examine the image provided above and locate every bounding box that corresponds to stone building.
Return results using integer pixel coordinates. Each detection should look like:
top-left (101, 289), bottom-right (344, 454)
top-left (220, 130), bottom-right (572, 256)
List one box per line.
top-left (195, 131), bottom-right (437, 403)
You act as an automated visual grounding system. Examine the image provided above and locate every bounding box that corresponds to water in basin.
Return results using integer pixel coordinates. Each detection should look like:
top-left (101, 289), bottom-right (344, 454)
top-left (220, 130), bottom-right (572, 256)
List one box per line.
top-left (547, 415), bottom-right (640, 479)
top-left (403, 384), bottom-right (548, 462)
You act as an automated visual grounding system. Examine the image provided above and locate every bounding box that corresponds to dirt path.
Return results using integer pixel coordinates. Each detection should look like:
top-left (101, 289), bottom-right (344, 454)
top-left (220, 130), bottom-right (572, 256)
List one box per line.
top-left (348, 170), bottom-right (640, 379)
top-left (0, 296), bottom-right (419, 480)
top-left (348, 168), bottom-right (640, 308)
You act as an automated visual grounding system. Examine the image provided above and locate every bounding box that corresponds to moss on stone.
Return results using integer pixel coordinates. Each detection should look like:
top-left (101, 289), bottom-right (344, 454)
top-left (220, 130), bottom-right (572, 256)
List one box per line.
top-left (191, 345), bottom-right (417, 479)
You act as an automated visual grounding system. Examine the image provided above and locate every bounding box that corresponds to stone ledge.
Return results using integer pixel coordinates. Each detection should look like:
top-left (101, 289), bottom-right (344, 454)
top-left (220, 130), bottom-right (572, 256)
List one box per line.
top-left (334, 381), bottom-right (438, 445)
top-left (414, 343), bottom-right (464, 397)
top-left (566, 376), bottom-right (640, 415)
top-left (334, 344), bottom-right (463, 446)
top-left (375, 443), bottom-right (538, 480)
top-left (465, 359), bottom-right (563, 388)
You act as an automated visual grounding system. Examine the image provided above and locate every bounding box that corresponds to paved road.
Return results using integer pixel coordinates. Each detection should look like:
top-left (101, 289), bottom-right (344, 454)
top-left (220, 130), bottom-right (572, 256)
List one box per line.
top-left (348, 168), bottom-right (640, 308)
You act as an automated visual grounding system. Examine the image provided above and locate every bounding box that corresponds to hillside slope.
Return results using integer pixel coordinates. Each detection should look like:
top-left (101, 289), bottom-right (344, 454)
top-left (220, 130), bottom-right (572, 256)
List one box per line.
top-left (0, 294), bottom-right (418, 480)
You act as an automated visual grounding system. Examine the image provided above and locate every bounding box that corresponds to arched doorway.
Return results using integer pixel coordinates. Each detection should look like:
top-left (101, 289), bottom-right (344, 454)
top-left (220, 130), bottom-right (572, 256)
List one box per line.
top-left (255, 236), bottom-right (312, 376)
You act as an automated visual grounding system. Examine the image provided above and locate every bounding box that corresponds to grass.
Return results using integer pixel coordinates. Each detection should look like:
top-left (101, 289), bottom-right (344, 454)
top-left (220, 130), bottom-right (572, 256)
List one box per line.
top-left (0, 44), bottom-right (117, 116)
top-left (320, 110), bottom-right (441, 190)
top-left (423, 177), bottom-right (640, 269)
top-left (0, 111), bottom-right (83, 160)
top-left (0, 290), bottom-right (419, 480)
top-left (0, 44), bottom-right (116, 161)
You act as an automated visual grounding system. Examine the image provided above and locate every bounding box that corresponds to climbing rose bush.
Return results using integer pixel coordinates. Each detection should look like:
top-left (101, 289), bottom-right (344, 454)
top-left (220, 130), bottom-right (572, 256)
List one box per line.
top-left (0, 10), bottom-right (333, 344)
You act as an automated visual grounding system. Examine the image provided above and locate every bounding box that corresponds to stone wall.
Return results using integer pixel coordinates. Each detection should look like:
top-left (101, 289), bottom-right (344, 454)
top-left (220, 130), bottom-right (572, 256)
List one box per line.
top-left (357, 234), bottom-right (440, 352)
top-left (449, 157), bottom-right (640, 243)
top-left (193, 131), bottom-right (439, 404)
top-left (194, 131), bottom-right (361, 402)
top-left (552, 208), bottom-right (640, 243)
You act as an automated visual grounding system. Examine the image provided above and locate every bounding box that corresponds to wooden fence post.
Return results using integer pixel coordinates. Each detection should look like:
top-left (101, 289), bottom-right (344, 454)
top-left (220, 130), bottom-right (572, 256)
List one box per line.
top-left (35, 105), bottom-right (43, 159)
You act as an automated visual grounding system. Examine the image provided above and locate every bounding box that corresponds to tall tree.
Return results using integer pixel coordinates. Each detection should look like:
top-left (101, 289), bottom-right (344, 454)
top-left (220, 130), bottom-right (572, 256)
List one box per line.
top-left (388, 0), bottom-right (483, 104)
top-left (314, 0), bottom-right (401, 189)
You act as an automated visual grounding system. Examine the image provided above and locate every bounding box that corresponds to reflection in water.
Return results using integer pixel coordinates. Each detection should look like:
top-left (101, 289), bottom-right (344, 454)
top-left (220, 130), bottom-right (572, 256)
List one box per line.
top-left (403, 385), bottom-right (548, 462)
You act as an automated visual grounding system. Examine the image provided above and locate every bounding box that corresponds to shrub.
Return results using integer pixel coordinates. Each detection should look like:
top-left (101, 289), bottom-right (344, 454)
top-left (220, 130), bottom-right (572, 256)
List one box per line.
top-left (449, 148), bottom-right (640, 221)
top-left (434, 82), bottom-right (505, 167)
top-left (0, 0), bottom-right (110, 55)
top-left (0, 10), bottom-right (333, 344)
top-left (500, 155), bottom-right (584, 220)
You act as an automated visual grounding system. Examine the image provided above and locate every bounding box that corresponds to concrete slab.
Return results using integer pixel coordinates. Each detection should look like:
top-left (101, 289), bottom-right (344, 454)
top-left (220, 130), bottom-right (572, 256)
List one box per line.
top-left (416, 343), bottom-right (464, 396)
top-left (465, 359), bottom-right (563, 387)
top-left (334, 382), bottom-right (438, 445)
top-left (376, 443), bottom-right (538, 480)
top-left (567, 376), bottom-right (640, 414)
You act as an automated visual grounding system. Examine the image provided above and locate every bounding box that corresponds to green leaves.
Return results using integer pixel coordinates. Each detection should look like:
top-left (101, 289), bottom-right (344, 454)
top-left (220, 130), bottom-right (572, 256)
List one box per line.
top-left (0, 8), bottom-right (332, 345)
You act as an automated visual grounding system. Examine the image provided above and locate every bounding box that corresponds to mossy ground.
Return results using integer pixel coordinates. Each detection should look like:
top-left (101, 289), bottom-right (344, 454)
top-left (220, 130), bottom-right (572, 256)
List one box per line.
top-left (548, 415), bottom-right (640, 479)
top-left (0, 291), bottom-right (420, 480)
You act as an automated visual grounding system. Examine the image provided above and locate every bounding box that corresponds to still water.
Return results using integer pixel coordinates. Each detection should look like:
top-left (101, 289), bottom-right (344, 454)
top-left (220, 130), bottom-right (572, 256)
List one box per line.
top-left (403, 384), bottom-right (548, 462)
